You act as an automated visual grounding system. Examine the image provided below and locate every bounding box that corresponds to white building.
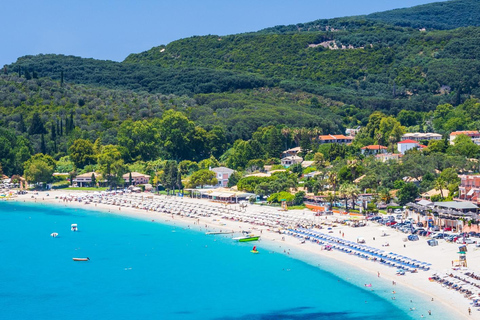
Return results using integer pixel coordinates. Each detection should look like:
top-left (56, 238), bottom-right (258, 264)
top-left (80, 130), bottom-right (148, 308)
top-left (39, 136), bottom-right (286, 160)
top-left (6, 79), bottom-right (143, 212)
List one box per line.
top-left (401, 132), bottom-right (442, 142)
top-left (210, 167), bottom-right (235, 188)
top-left (397, 139), bottom-right (426, 154)
top-left (281, 155), bottom-right (303, 167)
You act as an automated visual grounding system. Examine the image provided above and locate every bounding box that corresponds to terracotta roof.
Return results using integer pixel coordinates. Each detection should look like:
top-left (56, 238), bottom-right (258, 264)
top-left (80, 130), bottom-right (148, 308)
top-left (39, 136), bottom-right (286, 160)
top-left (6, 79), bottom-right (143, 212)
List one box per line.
top-left (318, 134), bottom-right (354, 140)
top-left (398, 139), bottom-right (419, 144)
top-left (450, 131), bottom-right (480, 136)
top-left (122, 172), bottom-right (151, 179)
top-left (361, 145), bottom-right (387, 150)
top-left (76, 172), bottom-right (101, 179)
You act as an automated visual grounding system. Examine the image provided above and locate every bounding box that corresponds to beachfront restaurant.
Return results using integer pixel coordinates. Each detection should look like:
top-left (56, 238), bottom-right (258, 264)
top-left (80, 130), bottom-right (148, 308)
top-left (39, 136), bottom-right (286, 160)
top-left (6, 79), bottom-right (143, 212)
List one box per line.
top-left (405, 200), bottom-right (479, 231)
top-left (186, 188), bottom-right (254, 203)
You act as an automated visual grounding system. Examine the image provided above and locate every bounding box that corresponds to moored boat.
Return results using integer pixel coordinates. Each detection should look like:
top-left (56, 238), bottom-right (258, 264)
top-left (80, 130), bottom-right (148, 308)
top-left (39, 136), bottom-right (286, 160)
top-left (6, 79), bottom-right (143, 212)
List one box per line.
top-left (233, 235), bottom-right (260, 242)
top-left (73, 257), bottom-right (90, 261)
top-left (71, 224), bottom-right (78, 231)
top-left (50, 232), bottom-right (58, 237)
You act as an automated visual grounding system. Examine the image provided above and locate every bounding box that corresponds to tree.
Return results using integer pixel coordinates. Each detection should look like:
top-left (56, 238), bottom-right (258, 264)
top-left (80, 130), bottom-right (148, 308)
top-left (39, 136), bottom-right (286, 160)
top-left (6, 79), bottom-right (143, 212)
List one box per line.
top-left (91, 173), bottom-right (97, 187)
top-left (313, 152), bottom-right (326, 169)
top-left (28, 112), bottom-right (47, 135)
top-left (117, 120), bottom-right (160, 162)
top-left (23, 153), bottom-right (56, 186)
top-left (55, 156), bottom-right (74, 173)
top-left (227, 171), bottom-right (242, 188)
top-left (448, 134), bottom-right (480, 158)
top-left (162, 160), bottom-right (178, 193)
top-left (157, 110), bottom-right (197, 161)
top-left (97, 145), bottom-right (124, 189)
top-left (188, 169), bottom-right (217, 188)
top-left (69, 139), bottom-right (96, 169)
top-left (397, 183), bottom-right (419, 205)
top-left (293, 191), bottom-right (305, 206)
top-left (433, 177), bottom-right (447, 199)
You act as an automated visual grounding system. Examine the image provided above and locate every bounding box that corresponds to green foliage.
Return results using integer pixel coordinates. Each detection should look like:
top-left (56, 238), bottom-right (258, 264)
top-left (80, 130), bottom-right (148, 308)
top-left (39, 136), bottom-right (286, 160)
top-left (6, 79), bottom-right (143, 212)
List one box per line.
top-left (188, 169), bottom-right (217, 188)
top-left (397, 183), bottom-right (419, 205)
top-left (68, 139), bottom-right (96, 169)
top-left (267, 191), bottom-right (295, 204)
top-left (23, 153), bottom-right (56, 184)
top-left (97, 145), bottom-right (124, 188)
top-left (237, 176), bottom-right (275, 193)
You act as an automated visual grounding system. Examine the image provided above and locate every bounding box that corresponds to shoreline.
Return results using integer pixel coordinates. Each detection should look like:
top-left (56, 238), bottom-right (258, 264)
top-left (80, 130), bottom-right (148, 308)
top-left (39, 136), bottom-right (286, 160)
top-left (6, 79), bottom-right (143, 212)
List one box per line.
top-left (11, 190), bottom-right (475, 319)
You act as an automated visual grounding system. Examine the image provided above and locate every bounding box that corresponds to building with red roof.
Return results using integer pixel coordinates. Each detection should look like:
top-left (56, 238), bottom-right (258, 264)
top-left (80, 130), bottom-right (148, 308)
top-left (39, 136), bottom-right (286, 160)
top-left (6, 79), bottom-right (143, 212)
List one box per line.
top-left (450, 131), bottom-right (480, 145)
top-left (360, 145), bottom-right (387, 155)
top-left (397, 139), bottom-right (422, 154)
top-left (317, 134), bottom-right (354, 145)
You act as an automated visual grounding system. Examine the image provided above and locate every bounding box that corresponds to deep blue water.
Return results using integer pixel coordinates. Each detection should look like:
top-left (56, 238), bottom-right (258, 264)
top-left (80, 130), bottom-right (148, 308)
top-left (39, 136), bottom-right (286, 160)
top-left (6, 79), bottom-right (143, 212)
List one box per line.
top-left (0, 201), bottom-right (423, 319)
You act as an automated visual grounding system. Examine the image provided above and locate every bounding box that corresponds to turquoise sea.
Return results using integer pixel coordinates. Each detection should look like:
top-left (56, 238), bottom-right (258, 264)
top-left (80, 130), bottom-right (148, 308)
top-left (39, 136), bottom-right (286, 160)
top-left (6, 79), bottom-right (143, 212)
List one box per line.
top-left (0, 201), bottom-right (451, 319)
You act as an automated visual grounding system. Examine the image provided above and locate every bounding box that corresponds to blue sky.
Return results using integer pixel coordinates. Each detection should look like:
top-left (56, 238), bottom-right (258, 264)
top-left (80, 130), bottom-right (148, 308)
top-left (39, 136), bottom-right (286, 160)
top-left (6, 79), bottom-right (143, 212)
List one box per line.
top-left (2, 0), bottom-right (444, 65)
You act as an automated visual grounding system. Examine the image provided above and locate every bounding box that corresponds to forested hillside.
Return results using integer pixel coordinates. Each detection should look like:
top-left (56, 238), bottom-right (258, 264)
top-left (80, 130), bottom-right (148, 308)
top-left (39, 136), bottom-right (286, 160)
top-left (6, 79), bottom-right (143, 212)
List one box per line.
top-left (6, 54), bottom-right (270, 96)
top-left (0, 74), bottom-right (349, 174)
top-left (4, 0), bottom-right (480, 194)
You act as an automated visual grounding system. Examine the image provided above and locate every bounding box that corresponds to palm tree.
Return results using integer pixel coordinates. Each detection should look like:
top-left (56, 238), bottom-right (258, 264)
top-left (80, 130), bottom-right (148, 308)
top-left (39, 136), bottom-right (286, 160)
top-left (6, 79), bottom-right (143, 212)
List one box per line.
top-left (328, 172), bottom-right (338, 204)
top-left (339, 183), bottom-right (349, 211)
top-left (347, 184), bottom-right (360, 211)
top-left (379, 188), bottom-right (392, 205)
top-left (347, 159), bottom-right (360, 181)
top-left (326, 192), bottom-right (335, 211)
top-left (434, 177), bottom-right (448, 199)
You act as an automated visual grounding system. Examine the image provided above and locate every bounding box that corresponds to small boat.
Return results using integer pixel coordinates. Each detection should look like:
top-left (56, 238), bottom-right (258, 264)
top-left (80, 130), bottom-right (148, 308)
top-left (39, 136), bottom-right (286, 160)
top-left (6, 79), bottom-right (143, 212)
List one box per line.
top-left (71, 224), bottom-right (78, 231)
top-left (205, 231), bottom-right (234, 235)
top-left (251, 245), bottom-right (259, 254)
top-left (73, 257), bottom-right (90, 261)
top-left (233, 235), bottom-right (260, 242)
top-left (50, 232), bottom-right (58, 238)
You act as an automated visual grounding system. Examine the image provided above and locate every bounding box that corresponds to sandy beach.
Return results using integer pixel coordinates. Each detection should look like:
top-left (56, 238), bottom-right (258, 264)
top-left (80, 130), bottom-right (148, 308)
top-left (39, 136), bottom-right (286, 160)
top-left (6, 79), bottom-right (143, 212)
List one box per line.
top-left (11, 190), bottom-right (480, 319)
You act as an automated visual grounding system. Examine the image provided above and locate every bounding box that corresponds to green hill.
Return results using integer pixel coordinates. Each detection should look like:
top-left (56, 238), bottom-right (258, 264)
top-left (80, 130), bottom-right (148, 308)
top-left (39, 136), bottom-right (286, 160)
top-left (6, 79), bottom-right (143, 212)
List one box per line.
top-left (367, 0), bottom-right (480, 30)
top-left (6, 0), bottom-right (480, 118)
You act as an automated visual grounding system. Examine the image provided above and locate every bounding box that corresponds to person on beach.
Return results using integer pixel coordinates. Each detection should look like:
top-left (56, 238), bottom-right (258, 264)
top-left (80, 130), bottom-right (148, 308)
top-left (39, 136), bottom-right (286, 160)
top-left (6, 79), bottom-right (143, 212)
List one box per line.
top-left (469, 307), bottom-right (471, 315)
top-left (377, 272), bottom-right (380, 277)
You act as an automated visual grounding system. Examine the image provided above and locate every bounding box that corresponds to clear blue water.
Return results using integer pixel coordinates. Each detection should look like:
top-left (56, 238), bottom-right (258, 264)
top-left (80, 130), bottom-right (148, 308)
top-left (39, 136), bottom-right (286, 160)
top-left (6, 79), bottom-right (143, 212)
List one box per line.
top-left (0, 201), bottom-right (431, 319)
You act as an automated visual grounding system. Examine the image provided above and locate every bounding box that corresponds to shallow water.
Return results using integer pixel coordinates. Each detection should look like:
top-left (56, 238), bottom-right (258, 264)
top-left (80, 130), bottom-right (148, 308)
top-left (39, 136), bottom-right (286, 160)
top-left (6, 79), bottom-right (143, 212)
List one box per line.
top-left (0, 201), bottom-right (448, 319)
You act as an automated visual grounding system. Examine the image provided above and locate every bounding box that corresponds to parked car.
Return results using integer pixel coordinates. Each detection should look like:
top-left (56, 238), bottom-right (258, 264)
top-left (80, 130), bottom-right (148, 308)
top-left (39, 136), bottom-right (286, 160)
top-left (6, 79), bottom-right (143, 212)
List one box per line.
top-left (408, 234), bottom-right (419, 241)
top-left (394, 209), bottom-right (403, 214)
top-left (443, 227), bottom-right (452, 231)
top-left (386, 221), bottom-right (397, 227)
top-left (456, 238), bottom-right (476, 244)
top-left (433, 233), bottom-right (448, 239)
top-left (417, 222), bottom-right (424, 227)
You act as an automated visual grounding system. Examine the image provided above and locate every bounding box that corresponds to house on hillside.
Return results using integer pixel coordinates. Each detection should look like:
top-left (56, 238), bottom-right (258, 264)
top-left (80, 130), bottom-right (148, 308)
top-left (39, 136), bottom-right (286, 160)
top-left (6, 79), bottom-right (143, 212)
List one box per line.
top-left (210, 167), bottom-right (235, 188)
top-left (361, 145), bottom-right (387, 155)
top-left (397, 139), bottom-right (426, 154)
top-left (123, 172), bottom-right (151, 186)
top-left (375, 153), bottom-right (402, 162)
top-left (450, 131), bottom-right (480, 145)
top-left (281, 155), bottom-right (303, 168)
top-left (317, 134), bottom-right (354, 145)
top-left (401, 132), bottom-right (442, 142)
top-left (345, 127), bottom-right (361, 137)
top-left (73, 172), bottom-right (102, 187)
top-left (458, 174), bottom-right (480, 204)
top-left (282, 147), bottom-right (302, 158)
